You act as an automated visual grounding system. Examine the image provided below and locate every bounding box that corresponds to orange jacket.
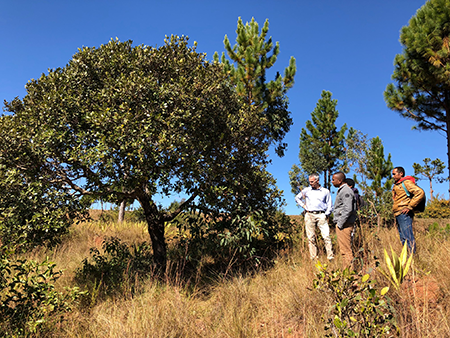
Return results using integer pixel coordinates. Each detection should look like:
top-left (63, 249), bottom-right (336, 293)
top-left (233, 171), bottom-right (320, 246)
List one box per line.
top-left (392, 176), bottom-right (425, 216)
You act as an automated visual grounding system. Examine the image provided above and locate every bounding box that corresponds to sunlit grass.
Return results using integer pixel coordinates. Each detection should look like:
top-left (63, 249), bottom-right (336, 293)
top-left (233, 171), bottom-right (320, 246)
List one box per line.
top-left (16, 214), bottom-right (450, 337)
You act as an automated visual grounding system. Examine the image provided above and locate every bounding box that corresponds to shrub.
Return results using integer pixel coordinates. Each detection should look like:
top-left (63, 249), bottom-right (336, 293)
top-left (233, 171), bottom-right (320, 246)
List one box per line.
top-left (75, 237), bottom-right (153, 299)
top-left (128, 206), bottom-right (146, 223)
top-left (0, 251), bottom-right (83, 337)
top-left (416, 196), bottom-right (450, 219)
top-left (313, 262), bottom-right (398, 337)
top-left (170, 207), bottom-right (295, 272)
top-left (358, 190), bottom-right (395, 227)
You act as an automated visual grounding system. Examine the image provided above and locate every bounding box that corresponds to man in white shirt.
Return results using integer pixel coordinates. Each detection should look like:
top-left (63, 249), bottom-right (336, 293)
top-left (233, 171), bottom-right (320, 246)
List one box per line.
top-left (295, 173), bottom-right (334, 260)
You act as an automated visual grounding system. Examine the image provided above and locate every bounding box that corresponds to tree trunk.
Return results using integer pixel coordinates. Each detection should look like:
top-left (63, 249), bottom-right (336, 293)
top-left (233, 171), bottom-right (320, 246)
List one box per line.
top-left (429, 179), bottom-right (434, 200)
top-left (324, 170), bottom-right (330, 190)
top-left (118, 200), bottom-right (126, 223)
top-left (137, 193), bottom-right (167, 273)
top-left (446, 108), bottom-right (450, 199)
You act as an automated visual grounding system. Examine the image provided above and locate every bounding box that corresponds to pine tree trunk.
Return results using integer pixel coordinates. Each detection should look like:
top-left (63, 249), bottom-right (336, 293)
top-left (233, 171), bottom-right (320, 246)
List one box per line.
top-left (118, 200), bottom-right (126, 223)
top-left (429, 179), bottom-right (434, 200)
top-left (447, 112), bottom-right (450, 199)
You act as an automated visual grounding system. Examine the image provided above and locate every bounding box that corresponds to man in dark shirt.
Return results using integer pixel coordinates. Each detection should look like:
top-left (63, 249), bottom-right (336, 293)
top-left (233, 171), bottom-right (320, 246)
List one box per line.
top-left (332, 172), bottom-right (357, 268)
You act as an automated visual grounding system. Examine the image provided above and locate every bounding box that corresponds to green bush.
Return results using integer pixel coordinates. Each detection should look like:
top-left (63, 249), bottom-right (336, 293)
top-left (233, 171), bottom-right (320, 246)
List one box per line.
top-left (128, 207), bottom-right (146, 223)
top-left (357, 190), bottom-right (394, 227)
top-left (170, 207), bottom-right (295, 272)
top-left (75, 237), bottom-right (153, 299)
top-left (416, 196), bottom-right (450, 219)
top-left (313, 262), bottom-right (398, 337)
top-left (0, 252), bottom-right (83, 337)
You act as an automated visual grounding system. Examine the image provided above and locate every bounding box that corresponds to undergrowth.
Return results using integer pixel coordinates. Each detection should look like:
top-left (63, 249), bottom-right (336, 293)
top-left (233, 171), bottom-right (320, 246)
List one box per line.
top-left (1, 214), bottom-right (449, 337)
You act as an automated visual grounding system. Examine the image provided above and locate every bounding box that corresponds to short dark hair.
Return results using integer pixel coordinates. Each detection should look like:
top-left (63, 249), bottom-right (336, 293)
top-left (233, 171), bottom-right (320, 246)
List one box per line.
top-left (333, 171), bottom-right (346, 181)
top-left (345, 178), bottom-right (355, 188)
top-left (394, 166), bottom-right (405, 176)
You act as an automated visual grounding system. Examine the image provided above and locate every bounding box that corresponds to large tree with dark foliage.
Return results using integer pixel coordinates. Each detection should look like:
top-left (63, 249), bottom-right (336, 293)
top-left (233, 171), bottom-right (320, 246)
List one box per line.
top-left (2, 36), bottom-right (284, 271)
top-left (384, 0), bottom-right (450, 195)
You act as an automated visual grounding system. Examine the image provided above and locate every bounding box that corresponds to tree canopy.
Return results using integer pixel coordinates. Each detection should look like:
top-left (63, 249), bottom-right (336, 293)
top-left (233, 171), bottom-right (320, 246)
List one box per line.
top-left (413, 157), bottom-right (447, 199)
top-left (2, 36), bottom-right (282, 271)
top-left (0, 115), bottom-right (86, 249)
top-left (215, 17), bottom-right (296, 157)
top-left (363, 136), bottom-right (393, 198)
top-left (384, 0), bottom-right (450, 194)
top-left (290, 90), bottom-right (347, 191)
top-left (343, 129), bottom-right (394, 225)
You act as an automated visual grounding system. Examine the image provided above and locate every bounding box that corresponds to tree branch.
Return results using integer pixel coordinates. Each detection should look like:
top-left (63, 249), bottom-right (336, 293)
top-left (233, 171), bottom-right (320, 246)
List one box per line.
top-left (404, 107), bottom-right (447, 132)
top-left (163, 192), bottom-right (198, 222)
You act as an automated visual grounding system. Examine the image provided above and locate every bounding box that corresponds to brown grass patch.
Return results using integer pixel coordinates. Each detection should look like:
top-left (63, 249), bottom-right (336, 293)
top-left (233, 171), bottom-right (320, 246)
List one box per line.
top-left (11, 215), bottom-right (450, 337)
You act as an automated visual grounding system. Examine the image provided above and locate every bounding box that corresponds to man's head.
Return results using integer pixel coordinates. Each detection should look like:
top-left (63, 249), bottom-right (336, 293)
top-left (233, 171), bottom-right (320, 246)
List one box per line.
top-left (344, 178), bottom-right (355, 189)
top-left (331, 171), bottom-right (346, 188)
top-left (308, 173), bottom-right (320, 189)
top-left (392, 166), bottom-right (405, 183)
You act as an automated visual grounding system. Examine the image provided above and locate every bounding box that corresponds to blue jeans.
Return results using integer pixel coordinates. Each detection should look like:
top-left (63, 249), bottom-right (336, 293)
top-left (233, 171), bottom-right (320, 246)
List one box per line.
top-left (396, 212), bottom-right (416, 253)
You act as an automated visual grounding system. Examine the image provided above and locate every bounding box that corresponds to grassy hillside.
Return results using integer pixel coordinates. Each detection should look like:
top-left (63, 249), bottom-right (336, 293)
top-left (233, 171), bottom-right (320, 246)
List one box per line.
top-left (8, 214), bottom-right (450, 337)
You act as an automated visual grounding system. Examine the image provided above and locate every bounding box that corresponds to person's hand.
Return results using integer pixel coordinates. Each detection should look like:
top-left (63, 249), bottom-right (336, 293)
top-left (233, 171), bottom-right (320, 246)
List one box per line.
top-left (401, 208), bottom-right (410, 214)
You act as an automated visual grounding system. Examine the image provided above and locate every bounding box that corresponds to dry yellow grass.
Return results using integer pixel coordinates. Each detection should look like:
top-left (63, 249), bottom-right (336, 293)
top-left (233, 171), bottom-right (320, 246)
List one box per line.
top-left (17, 216), bottom-right (450, 337)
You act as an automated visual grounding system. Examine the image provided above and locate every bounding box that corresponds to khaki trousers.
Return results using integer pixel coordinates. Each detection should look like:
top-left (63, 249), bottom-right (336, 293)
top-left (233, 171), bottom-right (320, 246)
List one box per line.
top-left (304, 212), bottom-right (334, 260)
top-left (336, 223), bottom-right (354, 268)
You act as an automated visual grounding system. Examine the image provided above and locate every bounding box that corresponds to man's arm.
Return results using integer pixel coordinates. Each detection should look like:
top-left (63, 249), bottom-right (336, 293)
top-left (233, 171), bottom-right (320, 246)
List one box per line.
top-left (295, 190), bottom-right (307, 210)
top-left (325, 190), bottom-right (333, 216)
top-left (404, 180), bottom-right (425, 210)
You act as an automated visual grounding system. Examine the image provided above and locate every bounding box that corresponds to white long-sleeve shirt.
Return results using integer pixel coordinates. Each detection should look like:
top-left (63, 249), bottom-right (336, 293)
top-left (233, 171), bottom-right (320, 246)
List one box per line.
top-left (295, 186), bottom-right (333, 216)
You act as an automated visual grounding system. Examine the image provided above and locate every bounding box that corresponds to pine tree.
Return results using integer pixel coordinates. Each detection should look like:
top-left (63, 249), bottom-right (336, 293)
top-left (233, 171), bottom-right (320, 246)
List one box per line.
top-left (357, 136), bottom-right (393, 226)
top-left (215, 17), bottom-right (296, 157)
top-left (384, 0), bottom-right (450, 195)
top-left (413, 158), bottom-right (447, 199)
top-left (289, 141), bottom-right (327, 193)
top-left (365, 137), bottom-right (393, 199)
top-left (291, 90), bottom-right (347, 190)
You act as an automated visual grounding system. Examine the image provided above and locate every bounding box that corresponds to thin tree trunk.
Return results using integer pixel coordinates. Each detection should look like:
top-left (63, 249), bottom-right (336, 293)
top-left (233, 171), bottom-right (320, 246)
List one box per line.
top-left (118, 200), bottom-right (126, 223)
top-left (446, 108), bottom-right (450, 199)
top-left (429, 179), bottom-right (434, 200)
top-left (377, 213), bottom-right (382, 228)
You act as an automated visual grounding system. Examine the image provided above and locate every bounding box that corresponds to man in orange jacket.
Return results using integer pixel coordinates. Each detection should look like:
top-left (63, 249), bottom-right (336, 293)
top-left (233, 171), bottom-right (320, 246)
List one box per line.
top-left (392, 166), bottom-right (425, 253)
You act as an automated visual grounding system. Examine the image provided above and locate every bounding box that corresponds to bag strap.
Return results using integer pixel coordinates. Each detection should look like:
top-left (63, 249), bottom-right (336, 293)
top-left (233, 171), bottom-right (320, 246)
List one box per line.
top-left (402, 182), bottom-right (412, 198)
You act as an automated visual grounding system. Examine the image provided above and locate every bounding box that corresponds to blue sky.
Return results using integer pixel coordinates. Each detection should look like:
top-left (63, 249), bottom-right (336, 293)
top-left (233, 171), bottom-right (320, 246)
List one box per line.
top-left (2, 0), bottom-right (447, 214)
